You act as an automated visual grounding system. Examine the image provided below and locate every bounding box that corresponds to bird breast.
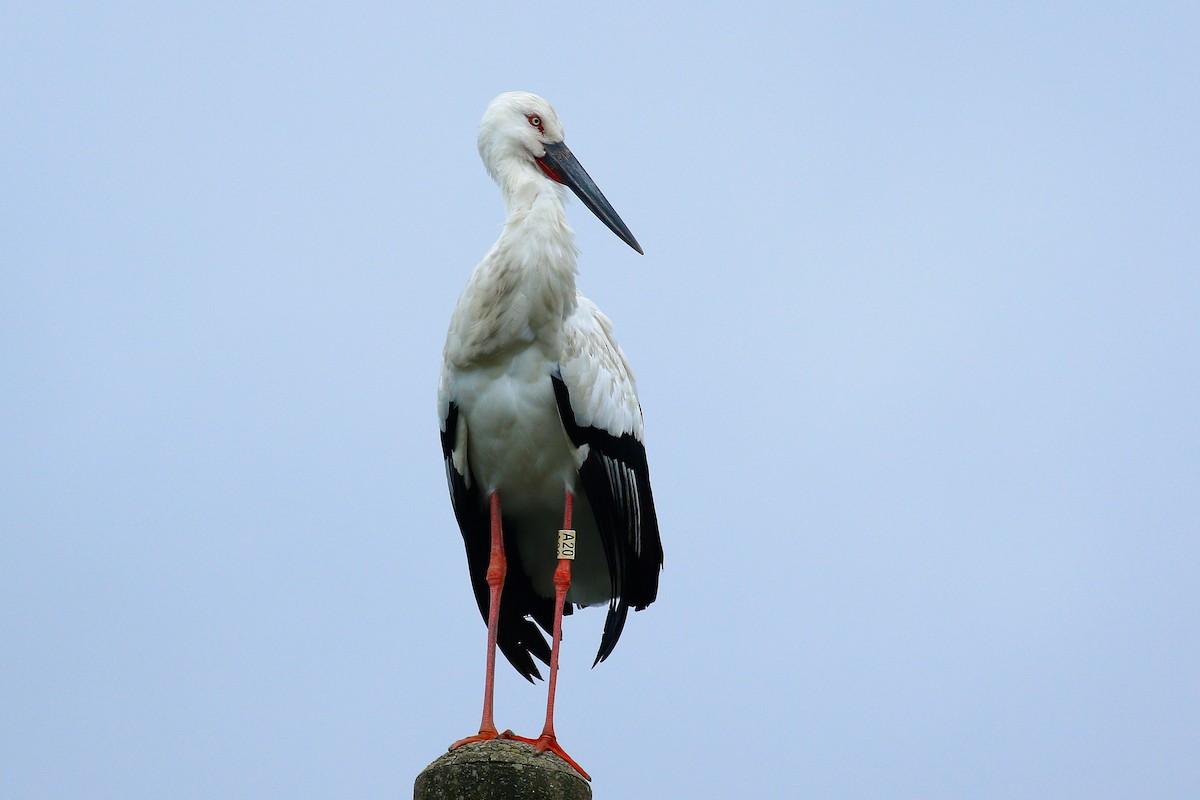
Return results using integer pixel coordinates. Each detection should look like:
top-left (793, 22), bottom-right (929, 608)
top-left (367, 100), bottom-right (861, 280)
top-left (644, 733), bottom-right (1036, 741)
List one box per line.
top-left (451, 346), bottom-right (583, 506)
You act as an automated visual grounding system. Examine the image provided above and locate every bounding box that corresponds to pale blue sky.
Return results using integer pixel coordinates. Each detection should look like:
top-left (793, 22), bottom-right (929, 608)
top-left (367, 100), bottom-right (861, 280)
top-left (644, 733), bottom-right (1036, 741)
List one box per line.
top-left (3, 3), bottom-right (1197, 798)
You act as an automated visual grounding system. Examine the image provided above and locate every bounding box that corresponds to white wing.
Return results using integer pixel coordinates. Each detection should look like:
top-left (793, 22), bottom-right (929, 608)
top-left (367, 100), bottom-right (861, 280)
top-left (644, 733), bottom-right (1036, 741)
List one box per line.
top-left (553, 292), bottom-right (661, 665)
top-left (559, 294), bottom-right (645, 442)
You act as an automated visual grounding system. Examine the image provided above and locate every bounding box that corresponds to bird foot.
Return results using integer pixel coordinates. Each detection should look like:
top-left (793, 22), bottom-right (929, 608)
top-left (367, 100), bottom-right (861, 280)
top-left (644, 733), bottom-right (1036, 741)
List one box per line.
top-left (450, 728), bottom-right (531, 750)
top-left (503, 732), bottom-right (591, 781)
top-left (449, 727), bottom-right (504, 750)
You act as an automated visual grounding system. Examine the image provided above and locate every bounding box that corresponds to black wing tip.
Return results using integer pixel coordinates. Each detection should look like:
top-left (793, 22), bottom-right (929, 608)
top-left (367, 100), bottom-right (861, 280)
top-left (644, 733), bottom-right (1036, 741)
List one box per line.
top-left (592, 601), bottom-right (630, 667)
top-left (498, 615), bottom-right (552, 682)
top-left (502, 647), bottom-right (544, 684)
top-left (440, 402), bottom-right (459, 457)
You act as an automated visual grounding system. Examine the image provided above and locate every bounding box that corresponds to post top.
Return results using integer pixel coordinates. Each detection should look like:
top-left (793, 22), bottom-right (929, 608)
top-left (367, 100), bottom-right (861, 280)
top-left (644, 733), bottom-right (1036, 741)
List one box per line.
top-left (415, 739), bottom-right (591, 800)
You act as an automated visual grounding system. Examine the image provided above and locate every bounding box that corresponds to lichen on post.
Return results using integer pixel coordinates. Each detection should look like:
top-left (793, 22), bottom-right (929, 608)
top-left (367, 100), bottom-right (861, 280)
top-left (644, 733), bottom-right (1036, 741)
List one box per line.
top-left (415, 739), bottom-right (591, 800)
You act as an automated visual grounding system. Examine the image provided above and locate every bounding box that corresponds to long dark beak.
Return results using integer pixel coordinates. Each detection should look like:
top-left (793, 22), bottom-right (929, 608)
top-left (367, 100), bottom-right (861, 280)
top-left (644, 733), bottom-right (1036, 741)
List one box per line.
top-left (537, 141), bottom-right (643, 254)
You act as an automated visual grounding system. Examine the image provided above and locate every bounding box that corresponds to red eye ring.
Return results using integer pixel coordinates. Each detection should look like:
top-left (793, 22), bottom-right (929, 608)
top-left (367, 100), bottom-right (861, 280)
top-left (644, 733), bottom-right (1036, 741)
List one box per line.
top-left (527, 114), bottom-right (544, 133)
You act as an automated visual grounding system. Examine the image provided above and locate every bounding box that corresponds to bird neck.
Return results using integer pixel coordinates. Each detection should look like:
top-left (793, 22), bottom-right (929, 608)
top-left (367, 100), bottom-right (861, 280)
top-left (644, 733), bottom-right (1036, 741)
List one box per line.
top-left (498, 172), bottom-right (579, 283)
top-left (447, 173), bottom-right (580, 366)
top-left (495, 173), bottom-right (580, 333)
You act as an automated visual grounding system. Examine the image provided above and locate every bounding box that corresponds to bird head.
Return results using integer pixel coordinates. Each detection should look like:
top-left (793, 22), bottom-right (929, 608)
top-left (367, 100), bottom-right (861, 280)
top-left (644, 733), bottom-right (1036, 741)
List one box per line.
top-left (478, 91), bottom-right (566, 171)
top-left (477, 92), bottom-right (643, 254)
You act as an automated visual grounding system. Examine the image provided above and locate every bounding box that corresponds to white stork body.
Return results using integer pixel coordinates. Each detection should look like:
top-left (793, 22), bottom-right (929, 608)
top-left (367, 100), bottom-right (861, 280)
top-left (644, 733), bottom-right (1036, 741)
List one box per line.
top-left (444, 344), bottom-right (602, 605)
top-left (443, 295), bottom-right (640, 604)
top-left (438, 96), bottom-right (661, 772)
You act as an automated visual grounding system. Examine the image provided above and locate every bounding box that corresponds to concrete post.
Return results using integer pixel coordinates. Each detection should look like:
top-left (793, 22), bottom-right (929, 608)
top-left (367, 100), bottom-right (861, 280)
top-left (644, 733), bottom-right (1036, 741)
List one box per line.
top-left (415, 739), bottom-right (591, 800)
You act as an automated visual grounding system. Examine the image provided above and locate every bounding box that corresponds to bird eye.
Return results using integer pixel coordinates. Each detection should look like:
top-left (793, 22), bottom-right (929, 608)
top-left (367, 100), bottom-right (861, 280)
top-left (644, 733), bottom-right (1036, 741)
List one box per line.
top-left (527, 115), bottom-right (544, 132)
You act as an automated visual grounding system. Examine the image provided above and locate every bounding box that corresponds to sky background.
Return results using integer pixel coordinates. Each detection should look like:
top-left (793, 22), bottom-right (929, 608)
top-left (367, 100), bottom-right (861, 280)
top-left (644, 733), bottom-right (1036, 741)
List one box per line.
top-left (3, 3), bottom-right (1197, 798)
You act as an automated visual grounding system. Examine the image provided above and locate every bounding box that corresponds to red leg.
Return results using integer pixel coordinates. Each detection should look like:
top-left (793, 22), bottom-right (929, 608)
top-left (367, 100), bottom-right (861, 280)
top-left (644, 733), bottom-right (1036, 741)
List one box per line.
top-left (529, 491), bottom-right (590, 779)
top-left (451, 491), bottom-right (507, 749)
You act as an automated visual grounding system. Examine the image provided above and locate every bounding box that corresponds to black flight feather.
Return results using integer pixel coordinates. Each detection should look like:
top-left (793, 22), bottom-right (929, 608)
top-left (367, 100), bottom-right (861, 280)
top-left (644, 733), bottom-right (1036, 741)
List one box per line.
top-left (551, 374), bottom-right (663, 665)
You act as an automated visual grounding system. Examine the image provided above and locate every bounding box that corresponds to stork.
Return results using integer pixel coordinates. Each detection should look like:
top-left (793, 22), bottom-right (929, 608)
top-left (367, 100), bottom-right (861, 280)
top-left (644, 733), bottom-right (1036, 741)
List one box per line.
top-left (437, 92), bottom-right (663, 780)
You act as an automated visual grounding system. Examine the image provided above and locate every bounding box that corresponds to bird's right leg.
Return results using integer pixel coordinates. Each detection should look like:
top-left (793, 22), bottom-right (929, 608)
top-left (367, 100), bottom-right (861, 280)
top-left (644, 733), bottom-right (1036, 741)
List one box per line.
top-left (506, 490), bottom-right (590, 779)
top-left (450, 490), bottom-right (507, 748)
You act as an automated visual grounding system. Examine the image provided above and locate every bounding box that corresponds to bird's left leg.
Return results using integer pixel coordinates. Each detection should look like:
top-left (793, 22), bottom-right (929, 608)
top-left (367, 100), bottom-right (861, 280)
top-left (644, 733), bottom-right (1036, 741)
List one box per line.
top-left (451, 491), bottom-right (507, 749)
top-left (510, 489), bottom-right (591, 780)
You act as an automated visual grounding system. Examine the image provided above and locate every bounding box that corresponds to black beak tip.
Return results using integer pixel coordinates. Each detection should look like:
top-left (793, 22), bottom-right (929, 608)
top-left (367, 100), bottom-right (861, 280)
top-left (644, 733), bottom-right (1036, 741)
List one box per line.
top-left (541, 141), bottom-right (645, 257)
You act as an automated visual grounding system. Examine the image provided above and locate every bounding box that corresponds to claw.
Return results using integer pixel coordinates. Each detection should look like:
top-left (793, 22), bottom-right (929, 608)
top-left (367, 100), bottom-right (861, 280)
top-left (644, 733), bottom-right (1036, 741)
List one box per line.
top-left (496, 732), bottom-right (591, 780)
top-left (534, 733), bottom-right (591, 781)
top-left (449, 727), bottom-right (499, 750)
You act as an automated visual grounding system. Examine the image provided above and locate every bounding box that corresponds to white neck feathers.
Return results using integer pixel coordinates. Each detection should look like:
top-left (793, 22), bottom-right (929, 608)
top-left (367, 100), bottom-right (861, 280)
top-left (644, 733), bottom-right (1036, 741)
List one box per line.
top-left (446, 171), bottom-right (579, 366)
